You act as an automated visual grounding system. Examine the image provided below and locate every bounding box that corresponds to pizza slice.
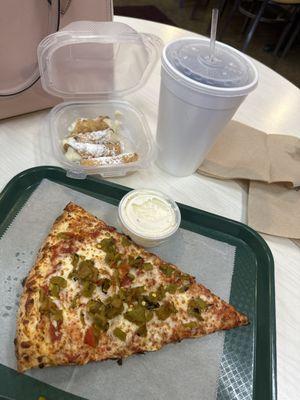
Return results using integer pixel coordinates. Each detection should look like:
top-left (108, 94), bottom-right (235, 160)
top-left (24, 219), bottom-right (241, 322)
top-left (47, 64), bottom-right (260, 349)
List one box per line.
top-left (15, 203), bottom-right (248, 372)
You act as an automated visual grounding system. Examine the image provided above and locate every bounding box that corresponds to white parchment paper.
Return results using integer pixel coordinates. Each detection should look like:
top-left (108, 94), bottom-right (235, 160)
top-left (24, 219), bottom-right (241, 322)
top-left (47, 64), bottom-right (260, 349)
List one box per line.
top-left (0, 180), bottom-right (236, 400)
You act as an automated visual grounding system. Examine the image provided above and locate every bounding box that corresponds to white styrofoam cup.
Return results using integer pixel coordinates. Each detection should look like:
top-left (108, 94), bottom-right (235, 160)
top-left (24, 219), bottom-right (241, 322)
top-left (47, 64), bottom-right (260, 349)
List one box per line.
top-left (156, 38), bottom-right (258, 177)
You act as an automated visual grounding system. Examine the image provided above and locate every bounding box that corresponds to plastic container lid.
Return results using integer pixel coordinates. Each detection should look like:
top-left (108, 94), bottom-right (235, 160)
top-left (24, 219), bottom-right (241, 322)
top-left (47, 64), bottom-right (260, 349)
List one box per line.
top-left (38, 21), bottom-right (162, 99)
top-left (163, 38), bottom-right (258, 97)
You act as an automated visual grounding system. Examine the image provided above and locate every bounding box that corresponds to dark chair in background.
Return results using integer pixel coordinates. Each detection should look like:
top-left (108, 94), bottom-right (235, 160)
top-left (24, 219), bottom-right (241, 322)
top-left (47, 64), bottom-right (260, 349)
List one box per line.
top-left (189, 0), bottom-right (300, 56)
top-left (191, 0), bottom-right (227, 19)
top-left (273, 2), bottom-right (300, 56)
top-left (219, 0), bottom-right (300, 55)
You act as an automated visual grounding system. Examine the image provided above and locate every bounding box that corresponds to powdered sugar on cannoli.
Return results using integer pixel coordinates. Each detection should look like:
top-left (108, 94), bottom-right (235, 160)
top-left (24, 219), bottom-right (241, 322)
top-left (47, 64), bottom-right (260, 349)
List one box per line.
top-left (62, 114), bottom-right (138, 167)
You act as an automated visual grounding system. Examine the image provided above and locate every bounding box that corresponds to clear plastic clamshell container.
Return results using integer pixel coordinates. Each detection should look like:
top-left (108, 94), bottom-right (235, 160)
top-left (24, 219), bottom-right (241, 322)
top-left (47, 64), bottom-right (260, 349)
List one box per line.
top-left (38, 21), bottom-right (162, 178)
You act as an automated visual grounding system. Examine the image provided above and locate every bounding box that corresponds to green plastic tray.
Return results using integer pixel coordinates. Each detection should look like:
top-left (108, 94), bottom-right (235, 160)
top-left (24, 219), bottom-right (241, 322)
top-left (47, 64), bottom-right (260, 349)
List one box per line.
top-left (0, 166), bottom-right (276, 400)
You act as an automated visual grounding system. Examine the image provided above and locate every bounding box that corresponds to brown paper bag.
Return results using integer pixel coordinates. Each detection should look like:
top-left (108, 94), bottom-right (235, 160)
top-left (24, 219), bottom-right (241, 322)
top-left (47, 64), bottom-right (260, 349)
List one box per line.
top-left (197, 120), bottom-right (300, 239)
top-left (248, 182), bottom-right (300, 239)
top-left (198, 121), bottom-right (300, 187)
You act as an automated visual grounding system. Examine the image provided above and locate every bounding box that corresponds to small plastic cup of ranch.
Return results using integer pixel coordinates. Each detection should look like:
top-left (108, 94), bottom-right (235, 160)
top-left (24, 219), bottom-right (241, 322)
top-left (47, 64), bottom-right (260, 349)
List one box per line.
top-left (118, 189), bottom-right (181, 247)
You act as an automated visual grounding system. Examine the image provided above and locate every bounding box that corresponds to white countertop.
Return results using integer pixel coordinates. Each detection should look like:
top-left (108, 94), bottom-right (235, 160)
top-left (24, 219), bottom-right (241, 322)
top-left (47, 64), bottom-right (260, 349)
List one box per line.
top-left (0, 15), bottom-right (299, 400)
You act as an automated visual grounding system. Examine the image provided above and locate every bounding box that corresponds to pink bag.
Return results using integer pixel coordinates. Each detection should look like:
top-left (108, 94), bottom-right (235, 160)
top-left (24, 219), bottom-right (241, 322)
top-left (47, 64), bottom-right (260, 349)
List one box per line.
top-left (0, 0), bottom-right (113, 120)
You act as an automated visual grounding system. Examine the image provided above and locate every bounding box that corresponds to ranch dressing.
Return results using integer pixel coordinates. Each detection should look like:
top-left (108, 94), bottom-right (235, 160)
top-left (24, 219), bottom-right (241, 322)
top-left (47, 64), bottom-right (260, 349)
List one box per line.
top-left (124, 192), bottom-right (176, 237)
top-left (119, 189), bottom-right (181, 247)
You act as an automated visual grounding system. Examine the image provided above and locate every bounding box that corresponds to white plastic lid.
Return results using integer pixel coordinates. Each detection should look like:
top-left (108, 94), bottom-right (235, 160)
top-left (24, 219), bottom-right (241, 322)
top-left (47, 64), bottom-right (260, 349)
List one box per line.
top-left (38, 21), bottom-right (162, 99)
top-left (163, 38), bottom-right (258, 97)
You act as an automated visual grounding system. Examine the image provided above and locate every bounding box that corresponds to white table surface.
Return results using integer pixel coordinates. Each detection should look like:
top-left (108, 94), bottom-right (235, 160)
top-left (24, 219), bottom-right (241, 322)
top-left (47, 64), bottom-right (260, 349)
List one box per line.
top-left (0, 15), bottom-right (299, 400)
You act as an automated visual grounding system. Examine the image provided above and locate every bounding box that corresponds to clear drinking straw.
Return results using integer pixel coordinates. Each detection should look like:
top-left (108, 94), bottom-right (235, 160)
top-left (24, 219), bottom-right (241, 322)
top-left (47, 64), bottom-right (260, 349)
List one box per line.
top-left (209, 8), bottom-right (219, 62)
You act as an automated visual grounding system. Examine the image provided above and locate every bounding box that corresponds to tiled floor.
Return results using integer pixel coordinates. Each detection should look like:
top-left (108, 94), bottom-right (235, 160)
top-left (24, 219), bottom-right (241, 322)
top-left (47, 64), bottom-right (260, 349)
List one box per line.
top-left (114, 0), bottom-right (300, 87)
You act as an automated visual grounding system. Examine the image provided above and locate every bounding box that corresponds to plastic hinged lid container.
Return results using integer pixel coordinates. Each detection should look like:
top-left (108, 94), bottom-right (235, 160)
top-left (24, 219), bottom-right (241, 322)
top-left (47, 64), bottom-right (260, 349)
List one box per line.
top-left (38, 21), bottom-right (162, 178)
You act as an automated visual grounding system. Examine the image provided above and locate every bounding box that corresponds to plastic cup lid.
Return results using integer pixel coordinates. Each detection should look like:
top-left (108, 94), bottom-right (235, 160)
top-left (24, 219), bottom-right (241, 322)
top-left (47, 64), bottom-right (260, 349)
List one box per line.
top-left (38, 21), bottom-right (162, 99)
top-left (163, 38), bottom-right (258, 96)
